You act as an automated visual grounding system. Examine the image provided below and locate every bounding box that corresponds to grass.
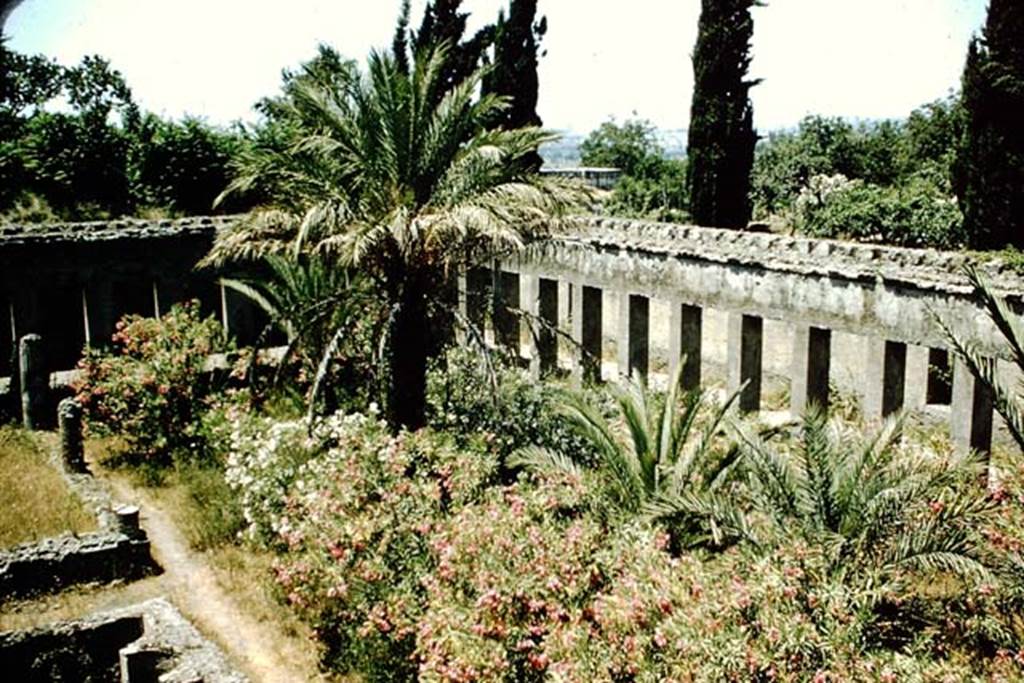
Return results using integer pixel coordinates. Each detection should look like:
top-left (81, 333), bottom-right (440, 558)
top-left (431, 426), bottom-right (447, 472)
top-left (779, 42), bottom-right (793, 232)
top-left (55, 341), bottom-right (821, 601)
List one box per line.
top-left (0, 426), bottom-right (96, 547)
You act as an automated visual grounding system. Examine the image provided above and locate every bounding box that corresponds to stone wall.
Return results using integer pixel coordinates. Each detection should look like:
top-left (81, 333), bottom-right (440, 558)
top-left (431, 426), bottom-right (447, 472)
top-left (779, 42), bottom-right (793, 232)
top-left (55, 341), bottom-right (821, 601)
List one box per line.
top-left (0, 598), bottom-right (246, 682)
top-left (0, 216), bottom-right (260, 380)
top-left (4, 214), bottom-right (1022, 455)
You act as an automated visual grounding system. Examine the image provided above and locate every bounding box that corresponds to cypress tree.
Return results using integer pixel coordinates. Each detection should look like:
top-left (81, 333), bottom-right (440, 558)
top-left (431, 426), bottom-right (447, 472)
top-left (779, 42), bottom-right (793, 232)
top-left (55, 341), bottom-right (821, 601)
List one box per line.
top-left (953, 0), bottom-right (1024, 250)
top-left (686, 0), bottom-right (758, 229)
top-left (483, 0), bottom-right (546, 170)
top-left (392, 0), bottom-right (412, 75)
top-left (412, 0), bottom-right (493, 99)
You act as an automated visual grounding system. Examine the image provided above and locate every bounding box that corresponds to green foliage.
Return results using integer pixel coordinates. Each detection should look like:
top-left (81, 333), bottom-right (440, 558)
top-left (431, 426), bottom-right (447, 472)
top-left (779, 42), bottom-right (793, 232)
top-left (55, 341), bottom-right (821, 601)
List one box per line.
top-left (736, 406), bottom-right (993, 588)
top-left (223, 254), bottom-right (381, 417)
top-left (943, 266), bottom-right (1024, 455)
top-left (752, 102), bottom-right (965, 240)
top-left (175, 461), bottom-right (246, 551)
top-left (208, 44), bottom-right (586, 431)
top-left (72, 301), bottom-right (229, 469)
top-left (512, 362), bottom-right (747, 548)
top-left (408, 0), bottom-right (494, 98)
top-left (687, 0), bottom-right (758, 229)
top-left (0, 42), bottom-right (247, 221)
top-left (426, 346), bottom-right (597, 468)
top-left (954, 0), bottom-right (1024, 250)
top-left (130, 115), bottom-right (242, 215)
top-left (482, 0), bottom-right (545, 170)
top-left (580, 117), bottom-right (688, 220)
top-left (795, 172), bottom-right (965, 249)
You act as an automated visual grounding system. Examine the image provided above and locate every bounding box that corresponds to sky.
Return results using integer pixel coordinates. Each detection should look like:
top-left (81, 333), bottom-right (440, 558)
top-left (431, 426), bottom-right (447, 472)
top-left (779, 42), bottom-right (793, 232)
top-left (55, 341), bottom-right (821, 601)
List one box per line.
top-left (4, 0), bottom-right (989, 134)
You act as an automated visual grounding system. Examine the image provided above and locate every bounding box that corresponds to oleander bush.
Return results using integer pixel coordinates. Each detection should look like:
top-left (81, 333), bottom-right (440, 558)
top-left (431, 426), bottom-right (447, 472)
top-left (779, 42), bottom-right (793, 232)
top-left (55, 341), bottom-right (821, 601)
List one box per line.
top-left (269, 413), bottom-right (498, 680)
top-left (73, 300), bottom-right (229, 469)
top-left (220, 402), bottom-right (1024, 681)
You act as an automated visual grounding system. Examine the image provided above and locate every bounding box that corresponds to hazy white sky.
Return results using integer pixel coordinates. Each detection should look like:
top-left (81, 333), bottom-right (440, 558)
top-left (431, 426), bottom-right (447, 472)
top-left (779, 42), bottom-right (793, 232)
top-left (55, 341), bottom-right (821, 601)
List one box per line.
top-left (6, 0), bottom-right (988, 133)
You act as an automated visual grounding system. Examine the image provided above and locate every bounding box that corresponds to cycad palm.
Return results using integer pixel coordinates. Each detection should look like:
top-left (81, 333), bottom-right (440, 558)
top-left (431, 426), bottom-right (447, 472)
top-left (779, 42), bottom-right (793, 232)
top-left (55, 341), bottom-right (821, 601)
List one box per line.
top-left (511, 361), bottom-right (748, 548)
top-left (736, 405), bottom-right (992, 585)
top-left (222, 254), bottom-right (377, 417)
top-left (204, 44), bottom-right (585, 430)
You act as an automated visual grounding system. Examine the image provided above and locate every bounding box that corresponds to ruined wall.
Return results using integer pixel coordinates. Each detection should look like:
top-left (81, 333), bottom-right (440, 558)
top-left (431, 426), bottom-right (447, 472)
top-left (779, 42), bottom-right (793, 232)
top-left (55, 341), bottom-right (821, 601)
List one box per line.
top-left (0, 216), bottom-right (261, 380)
top-left (4, 214), bottom-right (1022, 453)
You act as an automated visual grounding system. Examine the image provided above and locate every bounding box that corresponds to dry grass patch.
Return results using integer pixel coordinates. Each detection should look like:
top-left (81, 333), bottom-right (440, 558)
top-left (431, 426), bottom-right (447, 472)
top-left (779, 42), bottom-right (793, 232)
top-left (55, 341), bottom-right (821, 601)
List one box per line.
top-left (0, 427), bottom-right (96, 547)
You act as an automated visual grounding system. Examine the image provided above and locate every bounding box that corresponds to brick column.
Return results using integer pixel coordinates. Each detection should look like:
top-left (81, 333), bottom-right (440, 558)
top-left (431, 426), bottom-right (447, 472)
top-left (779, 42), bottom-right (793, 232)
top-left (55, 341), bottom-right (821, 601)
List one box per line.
top-left (863, 339), bottom-right (907, 420)
top-left (573, 285), bottom-right (603, 384)
top-left (668, 303), bottom-right (702, 391)
top-left (617, 293), bottom-right (649, 380)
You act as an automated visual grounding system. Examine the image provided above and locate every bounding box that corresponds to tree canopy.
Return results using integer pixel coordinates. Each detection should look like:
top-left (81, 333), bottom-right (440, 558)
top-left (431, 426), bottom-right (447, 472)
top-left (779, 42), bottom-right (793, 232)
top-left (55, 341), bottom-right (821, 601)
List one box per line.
top-left (207, 45), bottom-right (586, 430)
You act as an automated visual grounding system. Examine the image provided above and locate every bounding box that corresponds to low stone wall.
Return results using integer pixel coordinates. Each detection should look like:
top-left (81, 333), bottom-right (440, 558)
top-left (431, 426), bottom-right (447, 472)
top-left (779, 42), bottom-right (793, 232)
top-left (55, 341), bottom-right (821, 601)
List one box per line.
top-left (0, 598), bottom-right (246, 682)
top-left (0, 401), bottom-right (158, 601)
top-left (0, 521), bottom-right (156, 601)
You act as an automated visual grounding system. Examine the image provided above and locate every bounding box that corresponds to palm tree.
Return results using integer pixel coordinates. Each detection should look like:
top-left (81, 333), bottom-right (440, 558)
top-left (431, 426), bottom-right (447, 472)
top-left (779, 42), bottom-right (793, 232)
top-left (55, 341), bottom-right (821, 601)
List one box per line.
top-left (511, 360), bottom-right (749, 548)
top-left (735, 405), bottom-right (992, 588)
top-left (204, 44), bottom-right (585, 431)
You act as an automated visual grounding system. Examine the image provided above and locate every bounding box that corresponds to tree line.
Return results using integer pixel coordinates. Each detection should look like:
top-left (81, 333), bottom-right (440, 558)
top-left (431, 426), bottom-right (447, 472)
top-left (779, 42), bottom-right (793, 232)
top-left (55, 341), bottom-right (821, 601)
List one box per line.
top-left (586, 0), bottom-right (1022, 252)
top-left (1, 0), bottom-right (1021, 252)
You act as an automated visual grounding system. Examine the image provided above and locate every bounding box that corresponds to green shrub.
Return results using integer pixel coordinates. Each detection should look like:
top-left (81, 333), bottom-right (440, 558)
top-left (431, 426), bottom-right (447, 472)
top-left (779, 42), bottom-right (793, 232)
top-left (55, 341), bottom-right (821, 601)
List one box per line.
top-left (427, 347), bottom-right (598, 470)
top-left (174, 463), bottom-right (246, 551)
top-left (73, 301), bottom-right (228, 469)
top-left (795, 172), bottom-right (964, 249)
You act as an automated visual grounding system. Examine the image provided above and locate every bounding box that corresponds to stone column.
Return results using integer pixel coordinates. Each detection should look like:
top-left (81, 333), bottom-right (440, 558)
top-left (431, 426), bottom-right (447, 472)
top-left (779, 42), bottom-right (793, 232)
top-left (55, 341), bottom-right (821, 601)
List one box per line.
top-left (727, 313), bottom-right (763, 413)
top-left (572, 284), bottom-right (603, 384)
top-left (114, 504), bottom-right (143, 539)
top-left (617, 293), bottom-right (649, 380)
top-left (528, 277), bottom-right (559, 378)
top-left (58, 398), bottom-right (86, 473)
top-left (863, 339), bottom-right (907, 420)
top-left (904, 345), bottom-right (930, 410)
top-left (951, 358), bottom-right (994, 458)
top-left (790, 325), bottom-right (831, 416)
top-left (19, 334), bottom-right (47, 430)
top-left (668, 303), bottom-right (702, 391)
top-left (493, 271), bottom-right (520, 353)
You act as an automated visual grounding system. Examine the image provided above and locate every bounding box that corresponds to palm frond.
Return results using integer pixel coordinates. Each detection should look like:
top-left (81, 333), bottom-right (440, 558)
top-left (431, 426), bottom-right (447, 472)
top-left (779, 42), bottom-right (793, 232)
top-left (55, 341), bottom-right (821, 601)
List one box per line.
top-left (507, 445), bottom-right (582, 479)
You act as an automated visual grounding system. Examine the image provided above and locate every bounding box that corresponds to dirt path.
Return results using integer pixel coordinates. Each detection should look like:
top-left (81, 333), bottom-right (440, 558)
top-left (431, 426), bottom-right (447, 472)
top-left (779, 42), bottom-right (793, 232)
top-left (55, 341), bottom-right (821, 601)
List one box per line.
top-left (101, 475), bottom-right (329, 683)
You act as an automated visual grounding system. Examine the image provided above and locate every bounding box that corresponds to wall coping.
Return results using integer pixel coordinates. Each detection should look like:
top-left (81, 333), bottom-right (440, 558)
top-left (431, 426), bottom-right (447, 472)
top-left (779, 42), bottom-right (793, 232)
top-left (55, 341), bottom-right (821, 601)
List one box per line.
top-left (4, 213), bottom-right (1021, 296)
top-left (0, 215), bottom-right (235, 247)
top-left (555, 217), bottom-right (1024, 298)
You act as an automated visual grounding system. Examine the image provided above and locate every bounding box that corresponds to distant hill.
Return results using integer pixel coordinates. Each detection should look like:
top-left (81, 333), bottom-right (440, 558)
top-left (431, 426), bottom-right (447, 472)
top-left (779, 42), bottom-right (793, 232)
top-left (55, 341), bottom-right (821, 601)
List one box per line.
top-left (540, 128), bottom-right (687, 169)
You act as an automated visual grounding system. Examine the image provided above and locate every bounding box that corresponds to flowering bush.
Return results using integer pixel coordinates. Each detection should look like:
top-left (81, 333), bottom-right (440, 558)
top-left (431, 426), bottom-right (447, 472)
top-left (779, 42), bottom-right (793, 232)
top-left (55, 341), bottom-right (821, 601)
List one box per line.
top-left (224, 414), bottom-right (316, 545)
top-left (415, 472), bottom-right (608, 682)
top-left (73, 301), bottom-right (227, 467)
top-left (270, 414), bottom-right (497, 680)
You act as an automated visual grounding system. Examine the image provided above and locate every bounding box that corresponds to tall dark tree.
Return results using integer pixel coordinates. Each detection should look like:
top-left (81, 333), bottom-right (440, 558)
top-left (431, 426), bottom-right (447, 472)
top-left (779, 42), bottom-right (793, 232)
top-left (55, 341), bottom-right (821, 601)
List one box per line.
top-left (686, 0), bottom-right (759, 229)
top-left (483, 0), bottom-right (546, 170)
top-left (953, 0), bottom-right (1024, 250)
top-left (391, 0), bottom-right (412, 75)
top-left (408, 0), bottom-right (494, 100)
